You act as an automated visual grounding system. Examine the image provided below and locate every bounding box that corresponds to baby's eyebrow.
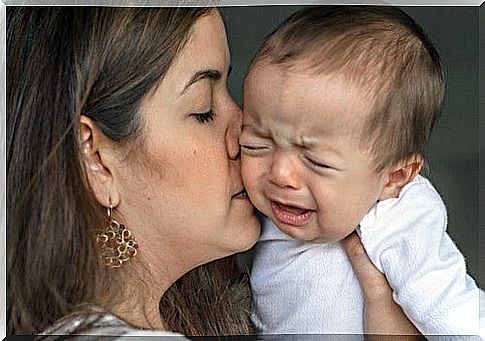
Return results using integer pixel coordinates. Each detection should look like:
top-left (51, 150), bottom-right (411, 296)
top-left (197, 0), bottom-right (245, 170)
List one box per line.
top-left (241, 123), bottom-right (267, 137)
top-left (300, 136), bottom-right (317, 149)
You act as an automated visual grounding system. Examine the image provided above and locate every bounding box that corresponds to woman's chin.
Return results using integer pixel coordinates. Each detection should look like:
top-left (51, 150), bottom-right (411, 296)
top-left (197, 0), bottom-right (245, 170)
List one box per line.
top-left (240, 214), bottom-right (262, 250)
top-left (223, 216), bottom-right (261, 256)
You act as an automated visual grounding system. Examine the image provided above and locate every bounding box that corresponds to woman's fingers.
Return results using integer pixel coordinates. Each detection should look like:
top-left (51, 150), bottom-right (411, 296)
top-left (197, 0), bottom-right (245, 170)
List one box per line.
top-left (342, 231), bottom-right (421, 338)
top-left (341, 231), bottom-right (392, 302)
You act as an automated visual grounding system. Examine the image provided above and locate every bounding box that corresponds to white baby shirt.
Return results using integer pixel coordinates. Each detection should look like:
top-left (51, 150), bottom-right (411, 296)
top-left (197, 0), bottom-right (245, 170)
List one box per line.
top-left (251, 175), bottom-right (480, 336)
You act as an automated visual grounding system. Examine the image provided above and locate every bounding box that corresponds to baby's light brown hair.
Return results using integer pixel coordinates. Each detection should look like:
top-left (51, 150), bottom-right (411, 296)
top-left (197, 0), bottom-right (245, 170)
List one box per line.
top-left (249, 6), bottom-right (445, 172)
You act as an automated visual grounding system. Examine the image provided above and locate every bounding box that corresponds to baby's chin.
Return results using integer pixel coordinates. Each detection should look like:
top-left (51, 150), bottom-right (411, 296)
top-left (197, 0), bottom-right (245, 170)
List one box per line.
top-left (267, 218), bottom-right (329, 244)
top-left (267, 215), bottom-right (351, 244)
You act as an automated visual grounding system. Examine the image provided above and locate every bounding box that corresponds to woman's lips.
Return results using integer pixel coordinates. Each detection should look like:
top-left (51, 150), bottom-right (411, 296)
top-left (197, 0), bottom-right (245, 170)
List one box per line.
top-left (271, 201), bottom-right (314, 227)
top-left (231, 188), bottom-right (249, 200)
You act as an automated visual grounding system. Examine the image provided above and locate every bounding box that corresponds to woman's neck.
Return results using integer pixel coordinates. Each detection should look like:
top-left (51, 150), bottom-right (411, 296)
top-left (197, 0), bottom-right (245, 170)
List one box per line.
top-left (97, 242), bottom-right (209, 331)
top-left (109, 292), bottom-right (166, 330)
top-left (96, 266), bottom-right (172, 331)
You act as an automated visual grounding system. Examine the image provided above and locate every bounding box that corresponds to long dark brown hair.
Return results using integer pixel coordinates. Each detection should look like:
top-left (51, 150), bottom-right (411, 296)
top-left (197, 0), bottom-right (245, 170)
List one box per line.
top-left (7, 7), bottom-right (252, 336)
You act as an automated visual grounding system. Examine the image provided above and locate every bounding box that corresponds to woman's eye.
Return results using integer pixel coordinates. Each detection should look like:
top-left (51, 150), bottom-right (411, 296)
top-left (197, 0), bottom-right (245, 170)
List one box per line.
top-left (191, 110), bottom-right (216, 124)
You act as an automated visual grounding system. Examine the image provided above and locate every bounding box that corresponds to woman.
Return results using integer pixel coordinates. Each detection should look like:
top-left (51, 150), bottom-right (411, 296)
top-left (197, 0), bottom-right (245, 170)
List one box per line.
top-left (7, 7), bottom-right (417, 337)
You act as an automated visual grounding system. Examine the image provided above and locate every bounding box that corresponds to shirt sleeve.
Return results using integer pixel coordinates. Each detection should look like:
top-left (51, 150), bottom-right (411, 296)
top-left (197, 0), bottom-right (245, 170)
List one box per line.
top-left (358, 175), bottom-right (479, 336)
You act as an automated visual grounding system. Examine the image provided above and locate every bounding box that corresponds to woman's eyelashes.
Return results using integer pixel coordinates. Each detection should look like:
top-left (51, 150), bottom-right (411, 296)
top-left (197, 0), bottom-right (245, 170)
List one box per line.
top-left (191, 109), bottom-right (216, 124)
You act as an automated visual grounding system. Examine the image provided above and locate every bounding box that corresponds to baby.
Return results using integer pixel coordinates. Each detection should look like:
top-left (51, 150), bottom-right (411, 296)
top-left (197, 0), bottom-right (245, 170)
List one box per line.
top-left (240, 6), bottom-right (480, 336)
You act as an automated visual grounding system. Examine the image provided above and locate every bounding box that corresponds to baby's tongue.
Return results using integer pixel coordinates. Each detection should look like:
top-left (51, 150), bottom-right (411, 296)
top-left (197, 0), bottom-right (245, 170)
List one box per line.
top-left (277, 202), bottom-right (308, 215)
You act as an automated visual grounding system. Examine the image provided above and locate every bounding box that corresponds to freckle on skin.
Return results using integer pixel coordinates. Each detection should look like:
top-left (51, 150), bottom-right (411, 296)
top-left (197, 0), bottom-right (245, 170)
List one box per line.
top-left (193, 150), bottom-right (197, 155)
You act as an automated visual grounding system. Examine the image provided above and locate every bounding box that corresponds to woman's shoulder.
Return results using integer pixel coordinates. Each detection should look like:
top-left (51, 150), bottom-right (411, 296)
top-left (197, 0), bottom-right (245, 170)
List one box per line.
top-left (38, 303), bottom-right (187, 340)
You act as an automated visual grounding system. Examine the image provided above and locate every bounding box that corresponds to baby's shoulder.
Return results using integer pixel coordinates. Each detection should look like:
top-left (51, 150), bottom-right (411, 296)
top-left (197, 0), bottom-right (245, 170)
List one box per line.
top-left (359, 175), bottom-right (448, 245)
top-left (401, 175), bottom-right (444, 203)
top-left (381, 174), bottom-right (447, 220)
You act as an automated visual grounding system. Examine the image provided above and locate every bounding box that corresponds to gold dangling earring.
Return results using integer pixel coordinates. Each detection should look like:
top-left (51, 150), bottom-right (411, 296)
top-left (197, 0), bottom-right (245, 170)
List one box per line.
top-left (96, 205), bottom-right (139, 269)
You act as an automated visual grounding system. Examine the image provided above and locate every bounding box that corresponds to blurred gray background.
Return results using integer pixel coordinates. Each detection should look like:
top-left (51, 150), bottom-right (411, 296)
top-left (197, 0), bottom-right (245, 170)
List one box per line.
top-left (220, 6), bottom-right (483, 288)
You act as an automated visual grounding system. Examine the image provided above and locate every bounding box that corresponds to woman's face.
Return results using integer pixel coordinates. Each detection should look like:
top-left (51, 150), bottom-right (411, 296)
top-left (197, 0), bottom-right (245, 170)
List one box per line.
top-left (115, 11), bottom-right (260, 275)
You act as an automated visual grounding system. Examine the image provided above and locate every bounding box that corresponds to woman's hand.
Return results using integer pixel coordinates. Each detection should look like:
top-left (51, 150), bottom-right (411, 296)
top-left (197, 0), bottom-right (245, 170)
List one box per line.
top-left (342, 232), bottom-right (421, 339)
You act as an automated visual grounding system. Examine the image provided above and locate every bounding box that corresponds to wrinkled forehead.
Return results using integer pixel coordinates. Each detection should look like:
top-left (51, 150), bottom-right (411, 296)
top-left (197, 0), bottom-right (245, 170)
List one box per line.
top-left (243, 62), bottom-right (374, 144)
top-left (248, 53), bottom-right (384, 109)
top-left (245, 60), bottom-right (375, 115)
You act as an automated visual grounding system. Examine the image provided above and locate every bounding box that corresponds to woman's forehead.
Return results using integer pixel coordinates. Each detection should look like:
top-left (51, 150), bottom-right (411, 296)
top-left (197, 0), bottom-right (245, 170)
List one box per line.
top-left (160, 11), bottom-right (230, 97)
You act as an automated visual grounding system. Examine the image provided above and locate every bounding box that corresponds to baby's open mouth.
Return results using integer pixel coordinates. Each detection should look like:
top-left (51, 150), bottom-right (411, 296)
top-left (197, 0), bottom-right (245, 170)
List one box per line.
top-left (271, 201), bottom-right (314, 227)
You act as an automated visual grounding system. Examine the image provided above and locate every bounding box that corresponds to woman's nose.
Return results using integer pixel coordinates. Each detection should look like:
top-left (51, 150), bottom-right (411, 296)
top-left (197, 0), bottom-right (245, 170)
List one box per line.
top-left (225, 99), bottom-right (242, 161)
top-left (268, 152), bottom-right (300, 190)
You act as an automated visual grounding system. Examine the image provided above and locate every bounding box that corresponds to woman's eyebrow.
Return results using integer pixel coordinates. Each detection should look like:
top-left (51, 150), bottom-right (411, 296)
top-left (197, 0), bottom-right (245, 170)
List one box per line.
top-left (180, 69), bottom-right (221, 96)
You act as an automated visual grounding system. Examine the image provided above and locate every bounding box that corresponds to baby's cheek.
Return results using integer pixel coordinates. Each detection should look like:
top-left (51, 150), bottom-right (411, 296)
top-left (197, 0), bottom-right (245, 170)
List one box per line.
top-left (241, 159), bottom-right (264, 208)
top-left (241, 156), bottom-right (256, 186)
top-left (314, 196), bottom-right (358, 242)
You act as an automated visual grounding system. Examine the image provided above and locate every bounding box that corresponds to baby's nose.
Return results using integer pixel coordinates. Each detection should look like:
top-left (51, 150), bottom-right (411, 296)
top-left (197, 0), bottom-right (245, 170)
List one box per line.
top-left (268, 152), bottom-right (300, 190)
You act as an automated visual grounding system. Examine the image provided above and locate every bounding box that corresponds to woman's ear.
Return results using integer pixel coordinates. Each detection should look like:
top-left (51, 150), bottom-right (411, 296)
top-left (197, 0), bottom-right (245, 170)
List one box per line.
top-left (79, 115), bottom-right (120, 208)
top-left (379, 154), bottom-right (424, 200)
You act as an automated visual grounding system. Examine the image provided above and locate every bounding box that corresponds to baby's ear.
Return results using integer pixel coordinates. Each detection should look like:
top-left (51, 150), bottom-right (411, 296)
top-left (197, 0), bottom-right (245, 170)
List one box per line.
top-left (379, 154), bottom-right (424, 200)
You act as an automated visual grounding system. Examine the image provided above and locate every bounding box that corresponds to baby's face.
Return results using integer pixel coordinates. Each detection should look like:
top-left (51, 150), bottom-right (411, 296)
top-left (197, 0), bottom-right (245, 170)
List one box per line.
top-left (241, 64), bottom-right (389, 243)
